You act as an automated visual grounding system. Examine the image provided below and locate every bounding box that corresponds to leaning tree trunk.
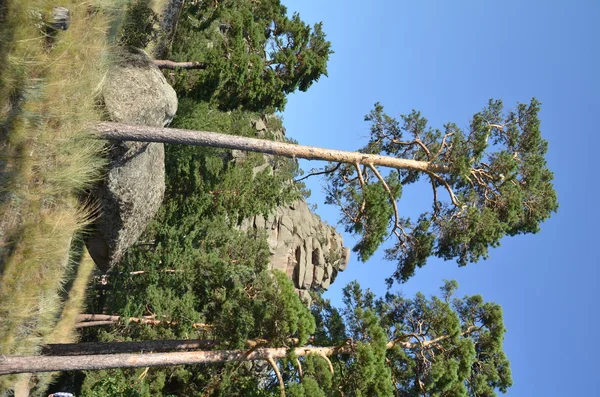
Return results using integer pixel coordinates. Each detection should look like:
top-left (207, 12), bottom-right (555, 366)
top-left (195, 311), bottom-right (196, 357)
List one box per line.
top-left (40, 337), bottom-right (303, 356)
top-left (0, 345), bottom-right (352, 375)
top-left (153, 0), bottom-right (186, 59)
top-left (41, 339), bottom-right (220, 356)
top-left (93, 122), bottom-right (449, 174)
top-left (0, 329), bottom-right (465, 374)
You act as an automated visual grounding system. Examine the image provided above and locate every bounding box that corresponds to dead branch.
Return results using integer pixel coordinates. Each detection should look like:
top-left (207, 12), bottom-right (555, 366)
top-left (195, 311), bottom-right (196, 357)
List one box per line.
top-left (267, 356), bottom-right (286, 397)
top-left (294, 162), bottom-right (342, 183)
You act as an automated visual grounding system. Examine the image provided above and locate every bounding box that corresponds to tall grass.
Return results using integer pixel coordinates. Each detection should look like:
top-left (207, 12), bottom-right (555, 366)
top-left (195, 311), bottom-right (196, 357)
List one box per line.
top-left (0, 0), bottom-right (122, 393)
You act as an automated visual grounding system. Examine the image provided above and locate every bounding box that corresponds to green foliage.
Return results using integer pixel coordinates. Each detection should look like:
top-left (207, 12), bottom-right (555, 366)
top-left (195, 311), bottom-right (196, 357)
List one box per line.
top-left (287, 377), bottom-right (326, 397)
top-left (170, 0), bottom-right (332, 111)
top-left (80, 101), bottom-right (310, 395)
top-left (306, 281), bottom-right (512, 396)
top-left (81, 369), bottom-right (158, 397)
top-left (165, 99), bottom-right (301, 222)
top-left (325, 99), bottom-right (558, 283)
top-left (118, 0), bottom-right (158, 48)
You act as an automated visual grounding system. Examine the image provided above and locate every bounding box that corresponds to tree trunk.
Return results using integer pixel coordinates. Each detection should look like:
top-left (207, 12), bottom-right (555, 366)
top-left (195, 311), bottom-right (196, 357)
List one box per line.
top-left (74, 314), bottom-right (213, 330)
top-left (1, 329), bottom-right (466, 374)
top-left (41, 339), bottom-right (220, 356)
top-left (93, 122), bottom-right (449, 174)
top-left (153, 0), bottom-right (186, 59)
top-left (0, 345), bottom-right (352, 375)
top-left (41, 337), bottom-right (304, 357)
top-left (154, 60), bottom-right (207, 70)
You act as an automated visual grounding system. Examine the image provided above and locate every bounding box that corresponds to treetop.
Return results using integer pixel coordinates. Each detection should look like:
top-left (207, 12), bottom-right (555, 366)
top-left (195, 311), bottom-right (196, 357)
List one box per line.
top-left (325, 98), bottom-right (558, 283)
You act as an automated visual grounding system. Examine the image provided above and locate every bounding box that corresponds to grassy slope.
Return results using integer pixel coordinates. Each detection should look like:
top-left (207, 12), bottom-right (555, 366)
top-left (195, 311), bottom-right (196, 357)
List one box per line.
top-left (0, 0), bottom-right (180, 394)
top-left (0, 0), bottom-right (120, 394)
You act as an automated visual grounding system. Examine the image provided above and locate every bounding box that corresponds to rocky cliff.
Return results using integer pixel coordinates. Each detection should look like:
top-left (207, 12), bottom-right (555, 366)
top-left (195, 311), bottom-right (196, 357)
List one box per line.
top-left (239, 117), bottom-right (350, 304)
top-left (241, 200), bottom-right (349, 304)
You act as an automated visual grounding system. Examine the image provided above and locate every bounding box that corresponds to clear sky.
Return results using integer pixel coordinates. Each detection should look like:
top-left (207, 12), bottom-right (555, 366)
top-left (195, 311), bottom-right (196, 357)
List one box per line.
top-left (281, 1), bottom-right (599, 395)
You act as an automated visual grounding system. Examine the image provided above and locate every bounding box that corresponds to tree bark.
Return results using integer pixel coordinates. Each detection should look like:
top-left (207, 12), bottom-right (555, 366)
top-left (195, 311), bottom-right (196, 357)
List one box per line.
top-left (93, 122), bottom-right (450, 174)
top-left (41, 339), bottom-right (220, 356)
top-left (153, 60), bottom-right (208, 70)
top-left (153, 0), bottom-right (186, 59)
top-left (1, 329), bottom-right (473, 374)
top-left (75, 320), bottom-right (115, 328)
top-left (0, 345), bottom-right (352, 375)
top-left (74, 314), bottom-right (213, 330)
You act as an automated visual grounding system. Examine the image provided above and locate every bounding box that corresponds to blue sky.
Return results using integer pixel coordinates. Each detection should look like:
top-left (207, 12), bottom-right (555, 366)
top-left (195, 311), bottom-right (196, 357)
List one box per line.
top-left (281, 1), bottom-right (599, 395)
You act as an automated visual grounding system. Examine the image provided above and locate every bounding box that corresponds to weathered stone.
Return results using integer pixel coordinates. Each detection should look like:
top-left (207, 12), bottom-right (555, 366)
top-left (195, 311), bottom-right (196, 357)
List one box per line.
top-left (340, 247), bottom-right (351, 271)
top-left (253, 118), bottom-right (267, 132)
top-left (102, 47), bottom-right (177, 128)
top-left (241, 199), bottom-right (349, 295)
top-left (86, 141), bottom-right (166, 272)
top-left (313, 265), bottom-right (325, 286)
top-left (322, 264), bottom-right (333, 290)
top-left (298, 289), bottom-right (312, 307)
top-left (86, 47), bottom-right (176, 272)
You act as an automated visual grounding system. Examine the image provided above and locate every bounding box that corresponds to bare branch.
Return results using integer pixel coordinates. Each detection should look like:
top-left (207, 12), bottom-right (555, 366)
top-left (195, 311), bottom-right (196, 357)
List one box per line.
top-left (433, 132), bottom-right (454, 159)
top-left (486, 122), bottom-right (506, 131)
top-left (319, 353), bottom-right (335, 374)
top-left (153, 60), bottom-right (208, 70)
top-left (295, 358), bottom-right (303, 379)
top-left (267, 356), bottom-right (286, 397)
top-left (128, 269), bottom-right (183, 275)
top-left (294, 162), bottom-right (342, 183)
top-left (391, 138), bottom-right (431, 159)
top-left (340, 206), bottom-right (359, 224)
top-left (74, 314), bottom-right (213, 331)
top-left (430, 177), bottom-right (440, 218)
top-left (355, 162), bottom-right (366, 187)
top-left (428, 172), bottom-right (461, 208)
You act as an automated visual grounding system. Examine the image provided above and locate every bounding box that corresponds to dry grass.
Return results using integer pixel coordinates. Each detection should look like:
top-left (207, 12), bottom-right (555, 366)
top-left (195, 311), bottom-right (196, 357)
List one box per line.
top-left (0, 0), bottom-right (121, 393)
top-left (26, 247), bottom-right (98, 396)
top-left (46, 248), bottom-right (97, 345)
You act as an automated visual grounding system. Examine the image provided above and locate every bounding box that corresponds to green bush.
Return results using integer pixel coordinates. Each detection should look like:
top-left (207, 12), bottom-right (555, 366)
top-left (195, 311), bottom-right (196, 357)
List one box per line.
top-left (119, 0), bottom-right (158, 48)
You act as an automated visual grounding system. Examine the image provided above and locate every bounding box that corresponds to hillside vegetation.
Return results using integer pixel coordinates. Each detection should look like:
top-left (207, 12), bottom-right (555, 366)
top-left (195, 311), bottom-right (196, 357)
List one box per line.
top-left (0, 0), bottom-right (556, 396)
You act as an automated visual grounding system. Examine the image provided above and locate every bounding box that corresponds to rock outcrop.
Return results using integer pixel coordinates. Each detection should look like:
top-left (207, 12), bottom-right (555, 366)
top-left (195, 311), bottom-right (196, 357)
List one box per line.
top-left (238, 116), bottom-right (350, 304)
top-left (101, 47), bottom-right (178, 127)
top-left (241, 200), bottom-right (349, 305)
top-left (85, 47), bottom-right (176, 272)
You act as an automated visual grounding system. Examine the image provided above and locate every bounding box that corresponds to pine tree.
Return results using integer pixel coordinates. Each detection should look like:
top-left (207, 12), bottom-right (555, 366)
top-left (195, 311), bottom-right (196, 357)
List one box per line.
top-left (4, 282), bottom-right (511, 397)
top-left (168, 0), bottom-right (332, 111)
top-left (95, 98), bottom-right (558, 283)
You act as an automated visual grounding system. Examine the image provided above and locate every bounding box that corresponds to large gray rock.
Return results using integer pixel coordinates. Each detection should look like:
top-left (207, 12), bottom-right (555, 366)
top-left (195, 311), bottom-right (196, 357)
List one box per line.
top-left (102, 47), bottom-right (178, 127)
top-left (86, 47), bottom-right (176, 272)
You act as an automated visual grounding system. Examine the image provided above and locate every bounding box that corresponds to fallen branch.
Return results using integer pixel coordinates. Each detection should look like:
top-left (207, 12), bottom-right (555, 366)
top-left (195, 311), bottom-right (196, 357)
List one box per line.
top-left (153, 60), bottom-right (207, 70)
top-left (74, 314), bottom-right (213, 330)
